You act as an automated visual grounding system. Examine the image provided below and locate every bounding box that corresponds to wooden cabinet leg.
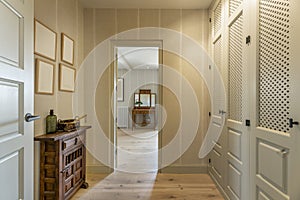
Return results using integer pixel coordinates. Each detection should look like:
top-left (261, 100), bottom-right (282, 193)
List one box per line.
top-left (81, 182), bottom-right (89, 189)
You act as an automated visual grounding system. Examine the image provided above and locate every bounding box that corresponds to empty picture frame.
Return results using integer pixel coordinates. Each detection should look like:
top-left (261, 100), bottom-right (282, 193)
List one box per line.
top-left (59, 64), bottom-right (76, 92)
top-left (34, 19), bottom-right (57, 61)
top-left (61, 33), bottom-right (74, 65)
top-left (35, 59), bottom-right (55, 95)
top-left (117, 78), bottom-right (124, 102)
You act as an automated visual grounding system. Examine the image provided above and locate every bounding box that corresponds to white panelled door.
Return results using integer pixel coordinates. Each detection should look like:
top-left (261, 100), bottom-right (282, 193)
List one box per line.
top-left (0, 0), bottom-right (34, 199)
top-left (225, 0), bottom-right (251, 199)
top-left (250, 0), bottom-right (300, 199)
top-left (209, 0), bottom-right (228, 189)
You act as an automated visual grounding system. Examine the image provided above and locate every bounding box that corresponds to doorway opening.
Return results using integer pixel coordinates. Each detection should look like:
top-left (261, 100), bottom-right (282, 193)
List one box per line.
top-left (113, 41), bottom-right (162, 173)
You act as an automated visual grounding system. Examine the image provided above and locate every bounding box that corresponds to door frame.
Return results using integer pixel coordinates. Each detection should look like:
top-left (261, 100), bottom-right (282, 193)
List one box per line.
top-left (110, 40), bottom-right (163, 171)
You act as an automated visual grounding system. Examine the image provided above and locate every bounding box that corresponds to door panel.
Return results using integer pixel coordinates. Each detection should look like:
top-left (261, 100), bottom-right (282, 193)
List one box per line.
top-left (257, 190), bottom-right (272, 200)
top-left (257, 140), bottom-right (287, 192)
top-left (0, 0), bottom-right (24, 68)
top-left (211, 149), bottom-right (223, 180)
top-left (0, 0), bottom-right (34, 199)
top-left (227, 162), bottom-right (241, 200)
top-left (226, 5), bottom-right (249, 200)
top-left (250, 0), bottom-right (300, 199)
top-left (0, 150), bottom-right (23, 200)
top-left (228, 128), bottom-right (242, 161)
top-left (0, 80), bottom-right (22, 140)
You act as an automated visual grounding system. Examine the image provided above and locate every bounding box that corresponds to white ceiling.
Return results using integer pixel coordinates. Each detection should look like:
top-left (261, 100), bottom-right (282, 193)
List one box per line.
top-left (79, 0), bottom-right (213, 9)
top-left (117, 47), bottom-right (159, 70)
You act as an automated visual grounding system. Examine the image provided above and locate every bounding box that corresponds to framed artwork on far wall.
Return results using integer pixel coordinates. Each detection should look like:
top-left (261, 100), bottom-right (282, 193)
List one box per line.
top-left (59, 64), bottom-right (76, 92)
top-left (117, 78), bottom-right (124, 102)
top-left (35, 59), bottom-right (55, 95)
top-left (34, 19), bottom-right (57, 61)
top-left (61, 33), bottom-right (74, 65)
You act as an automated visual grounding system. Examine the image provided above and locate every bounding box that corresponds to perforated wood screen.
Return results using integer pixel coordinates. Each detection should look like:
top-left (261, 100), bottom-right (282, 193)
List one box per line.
top-left (214, 37), bottom-right (222, 70)
top-left (229, 0), bottom-right (243, 16)
top-left (213, 37), bottom-right (222, 116)
top-left (258, 0), bottom-right (290, 132)
top-left (214, 1), bottom-right (222, 35)
top-left (229, 14), bottom-right (243, 122)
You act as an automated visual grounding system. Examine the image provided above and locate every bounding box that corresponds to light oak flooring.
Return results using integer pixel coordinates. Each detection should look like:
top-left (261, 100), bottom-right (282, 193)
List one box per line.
top-left (71, 129), bottom-right (224, 199)
top-left (116, 128), bottom-right (158, 172)
top-left (71, 173), bottom-right (224, 200)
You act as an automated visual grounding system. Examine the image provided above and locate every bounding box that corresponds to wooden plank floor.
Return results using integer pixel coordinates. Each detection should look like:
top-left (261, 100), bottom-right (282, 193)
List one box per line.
top-left (71, 172), bottom-right (224, 200)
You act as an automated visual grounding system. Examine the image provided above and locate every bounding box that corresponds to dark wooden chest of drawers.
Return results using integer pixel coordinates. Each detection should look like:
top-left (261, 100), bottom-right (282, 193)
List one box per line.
top-left (35, 126), bottom-right (91, 200)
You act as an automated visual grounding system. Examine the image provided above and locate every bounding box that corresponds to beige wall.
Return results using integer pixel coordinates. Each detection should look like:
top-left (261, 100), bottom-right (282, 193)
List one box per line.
top-left (34, 0), bottom-right (84, 133)
top-left (34, 0), bottom-right (84, 199)
top-left (83, 9), bottom-right (211, 172)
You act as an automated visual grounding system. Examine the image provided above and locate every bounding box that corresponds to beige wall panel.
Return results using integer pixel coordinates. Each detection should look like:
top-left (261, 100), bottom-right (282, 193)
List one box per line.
top-left (180, 58), bottom-right (210, 165)
top-left (95, 64), bottom-right (114, 138)
top-left (161, 87), bottom-right (181, 146)
top-left (116, 9), bottom-right (138, 34)
top-left (77, 3), bottom-right (85, 66)
top-left (182, 10), bottom-right (202, 43)
top-left (161, 87), bottom-right (181, 165)
top-left (34, 94), bottom-right (57, 134)
top-left (84, 9), bottom-right (95, 58)
top-left (163, 51), bottom-right (181, 72)
top-left (57, 92), bottom-right (73, 118)
top-left (160, 9), bottom-right (181, 32)
top-left (34, 0), bottom-right (57, 29)
top-left (139, 9), bottom-right (160, 27)
top-left (95, 9), bottom-right (116, 44)
top-left (58, 0), bottom-right (77, 40)
top-left (86, 150), bottom-right (103, 166)
top-left (182, 10), bottom-right (209, 49)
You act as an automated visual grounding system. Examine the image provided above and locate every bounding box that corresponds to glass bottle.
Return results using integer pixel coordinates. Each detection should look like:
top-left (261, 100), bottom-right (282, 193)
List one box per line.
top-left (46, 109), bottom-right (57, 133)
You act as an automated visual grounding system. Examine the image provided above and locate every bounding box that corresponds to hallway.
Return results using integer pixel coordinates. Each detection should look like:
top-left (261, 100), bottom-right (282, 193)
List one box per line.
top-left (71, 129), bottom-right (223, 199)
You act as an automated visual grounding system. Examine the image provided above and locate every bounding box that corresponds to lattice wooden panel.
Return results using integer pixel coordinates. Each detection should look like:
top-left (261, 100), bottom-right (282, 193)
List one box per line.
top-left (229, 0), bottom-right (243, 16)
top-left (213, 37), bottom-right (223, 116)
top-left (229, 14), bottom-right (243, 122)
top-left (214, 1), bottom-right (222, 35)
top-left (258, 0), bottom-right (290, 132)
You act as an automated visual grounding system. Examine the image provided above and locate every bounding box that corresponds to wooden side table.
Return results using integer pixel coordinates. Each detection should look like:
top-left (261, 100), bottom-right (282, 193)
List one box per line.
top-left (131, 108), bottom-right (156, 130)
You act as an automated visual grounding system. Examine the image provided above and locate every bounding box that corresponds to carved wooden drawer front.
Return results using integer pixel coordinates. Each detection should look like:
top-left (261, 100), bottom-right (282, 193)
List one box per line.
top-left (63, 146), bottom-right (83, 168)
top-left (63, 135), bottom-right (83, 152)
top-left (64, 176), bottom-right (74, 194)
top-left (75, 169), bottom-right (83, 184)
top-left (75, 159), bottom-right (83, 170)
top-left (35, 126), bottom-right (91, 200)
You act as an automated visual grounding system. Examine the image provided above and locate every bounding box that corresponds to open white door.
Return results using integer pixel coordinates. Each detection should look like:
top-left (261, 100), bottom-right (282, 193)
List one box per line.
top-left (0, 0), bottom-right (34, 199)
top-left (250, 0), bottom-right (300, 199)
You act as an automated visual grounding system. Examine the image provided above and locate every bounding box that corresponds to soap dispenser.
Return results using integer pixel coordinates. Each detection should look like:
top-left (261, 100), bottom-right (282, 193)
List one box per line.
top-left (46, 109), bottom-right (57, 133)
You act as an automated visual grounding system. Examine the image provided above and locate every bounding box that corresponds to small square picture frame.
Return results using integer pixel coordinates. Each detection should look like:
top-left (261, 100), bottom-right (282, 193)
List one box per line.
top-left (59, 64), bottom-right (76, 92)
top-left (35, 59), bottom-right (55, 95)
top-left (61, 33), bottom-right (74, 65)
top-left (34, 19), bottom-right (57, 61)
